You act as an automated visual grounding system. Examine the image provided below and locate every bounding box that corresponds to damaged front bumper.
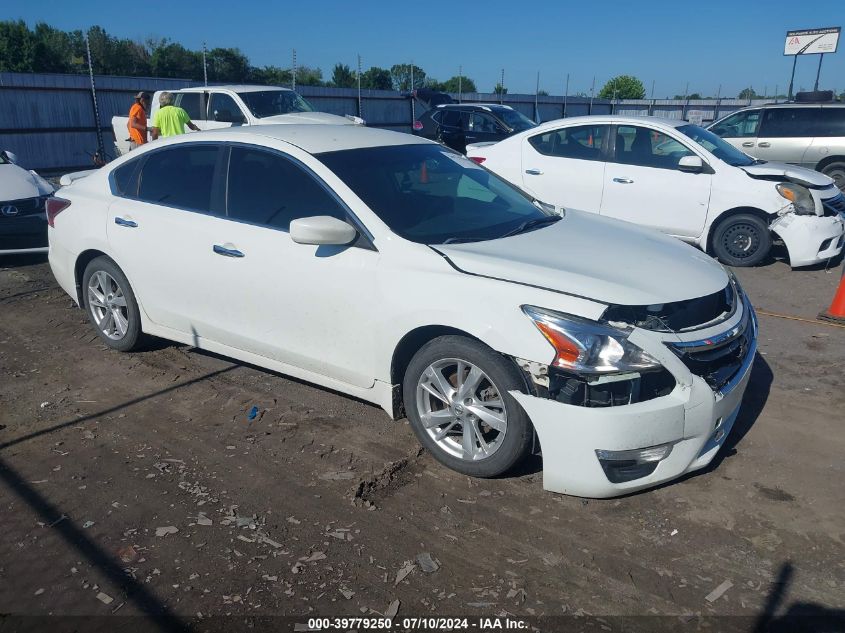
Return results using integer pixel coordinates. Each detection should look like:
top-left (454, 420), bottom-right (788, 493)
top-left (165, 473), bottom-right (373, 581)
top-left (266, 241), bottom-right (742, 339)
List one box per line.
top-left (771, 212), bottom-right (845, 268)
top-left (511, 296), bottom-right (758, 498)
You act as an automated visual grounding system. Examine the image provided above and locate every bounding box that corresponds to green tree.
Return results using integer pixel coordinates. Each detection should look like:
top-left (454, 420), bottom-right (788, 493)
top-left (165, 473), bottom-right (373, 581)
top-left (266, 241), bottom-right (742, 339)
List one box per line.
top-left (674, 92), bottom-right (702, 100)
top-left (295, 65), bottom-right (324, 86)
top-left (436, 75), bottom-right (477, 93)
top-left (206, 47), bottom-right (249, 82)
top-left (248, 65), bottom-right (292, 86)
top-left (360, 66), bottom-right (392, 90)
top-left (493, 83), bottom-right (507, 95)
top-left (598, 75), bottom-right (645, 99)
top-left (390, 63), bottom-right (426, 91)
top-left (31, 22), bottom-right (74, 72)
top-left (738, 87), bottom-right (758, 100)
top-left (150, 41), bottom-right (201, 79)
top-left (0, 20), bottom-right (35, 71)
top-left (537, 89), bottom-right (549, 96)
top-left (330, 63), bottom-right (356, 88)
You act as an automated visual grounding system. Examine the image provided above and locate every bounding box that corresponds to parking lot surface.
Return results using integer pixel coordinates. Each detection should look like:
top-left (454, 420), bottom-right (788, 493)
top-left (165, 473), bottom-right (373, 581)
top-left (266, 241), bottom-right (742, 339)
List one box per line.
top-left (1, 255), bottom-right (844, 630)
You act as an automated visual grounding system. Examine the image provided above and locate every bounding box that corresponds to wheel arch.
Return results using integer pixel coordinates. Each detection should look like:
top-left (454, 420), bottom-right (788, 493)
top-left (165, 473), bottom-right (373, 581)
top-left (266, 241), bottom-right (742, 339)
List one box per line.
top-left (389, 325), bottom-right (531, 419)
top-left (815, 155), bottom-right (845, 172)
top-left (74, 249), bottom-right (112, 306)
top-left (705, 206), bottom-right (772, 254)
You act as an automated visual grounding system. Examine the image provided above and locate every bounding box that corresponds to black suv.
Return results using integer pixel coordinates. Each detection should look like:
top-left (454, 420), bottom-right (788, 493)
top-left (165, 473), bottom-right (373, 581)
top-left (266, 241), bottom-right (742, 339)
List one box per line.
top-left (413, 104), bottom-right (537, 153)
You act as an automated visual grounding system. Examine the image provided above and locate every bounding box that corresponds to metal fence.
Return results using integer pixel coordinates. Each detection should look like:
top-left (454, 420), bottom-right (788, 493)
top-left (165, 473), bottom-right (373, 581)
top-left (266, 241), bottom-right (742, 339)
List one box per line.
top-left (0, 71), bottom-right (778, 173)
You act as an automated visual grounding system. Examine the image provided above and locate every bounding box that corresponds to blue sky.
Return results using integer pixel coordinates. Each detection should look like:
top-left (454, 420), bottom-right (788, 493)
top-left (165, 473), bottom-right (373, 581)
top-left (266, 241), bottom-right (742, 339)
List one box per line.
top-left (5, 0), bottom-right (844, 96)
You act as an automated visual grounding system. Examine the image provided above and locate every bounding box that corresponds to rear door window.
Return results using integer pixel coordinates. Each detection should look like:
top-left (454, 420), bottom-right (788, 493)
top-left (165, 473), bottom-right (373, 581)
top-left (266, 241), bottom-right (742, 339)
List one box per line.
top-left (137, 145), bottom-right (220, 212)
top-left (759, 108), bottom-right (817, 138)
top-left (816, 109), bottom-right (845, 137)
top-left (528, 124), bottom-right (607, 161)
top-left (441, 110), bottom-right (462, 127)
top-left (174, 92), bottom-right (205, 120)
top-left (226, 147), bottom-right (346, 231)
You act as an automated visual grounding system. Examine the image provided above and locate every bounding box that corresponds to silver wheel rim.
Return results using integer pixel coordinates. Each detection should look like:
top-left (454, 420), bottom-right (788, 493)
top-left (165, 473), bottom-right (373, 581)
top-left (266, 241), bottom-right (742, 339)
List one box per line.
top-left (415, 358), bottom-right (507, 461)
top-left (87, 271), bottom-right (129, 341)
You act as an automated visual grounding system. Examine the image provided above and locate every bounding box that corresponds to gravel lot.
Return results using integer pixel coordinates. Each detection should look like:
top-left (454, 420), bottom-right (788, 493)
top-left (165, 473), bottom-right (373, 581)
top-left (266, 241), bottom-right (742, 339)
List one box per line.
top-left (1, 254), bottom-right (843, 632)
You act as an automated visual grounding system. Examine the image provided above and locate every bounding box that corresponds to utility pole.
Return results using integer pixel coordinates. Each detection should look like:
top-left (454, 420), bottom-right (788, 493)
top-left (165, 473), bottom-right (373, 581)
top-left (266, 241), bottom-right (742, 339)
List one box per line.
top-left (292, 49), bottom-right (297, 91)
top-left (84, 30), bottom-right (105, 166)
top-left (458, 65), bottom-right (462, 103)
top-left (500, 68), bottom-right (505, 105)
top-left (534, 71), bottom-right (540, 122)
top-left (563, 73), bottom-right (569, 118)
top-left (715, 84), bottom-right (722, 121)
top-left (357, 54), bottom-right (362, 118)
top-left (202, 41), bottom-right (208, 86)
top-left (410, 60), bottom-right (415, 123)
top-left (588, 76), bottom-right (595, 115)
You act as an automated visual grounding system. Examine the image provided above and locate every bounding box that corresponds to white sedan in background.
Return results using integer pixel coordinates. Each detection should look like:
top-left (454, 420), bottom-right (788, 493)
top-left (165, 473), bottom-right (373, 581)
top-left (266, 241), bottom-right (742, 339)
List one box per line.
top-left (48, 125), bottom-right (756, 498)
top-left (467, 116), bottom-right (845, 267)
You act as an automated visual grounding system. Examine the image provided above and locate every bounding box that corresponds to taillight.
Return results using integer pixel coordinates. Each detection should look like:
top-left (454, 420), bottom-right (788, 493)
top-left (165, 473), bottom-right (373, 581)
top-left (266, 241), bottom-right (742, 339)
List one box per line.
top-left (46, 196), bottom-right (71, 227)
top-left (412, 120), bottom-right (424, 131)
top-left (469, 156), bottom-right (486, 164)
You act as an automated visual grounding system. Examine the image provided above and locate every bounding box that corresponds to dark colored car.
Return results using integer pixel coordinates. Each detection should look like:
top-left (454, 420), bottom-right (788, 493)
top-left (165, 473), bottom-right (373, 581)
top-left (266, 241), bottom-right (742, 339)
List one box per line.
top-left (0, 150), bottom-right (54, 255)
top-left (412, 104), bottom-right (537, 153)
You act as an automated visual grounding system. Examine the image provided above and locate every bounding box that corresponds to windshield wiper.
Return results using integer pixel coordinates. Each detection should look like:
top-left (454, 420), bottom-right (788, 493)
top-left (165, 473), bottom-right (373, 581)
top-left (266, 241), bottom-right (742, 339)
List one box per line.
top-left (499, 215), bottom-right (561, 239)
top-left (442, 236), bottom-right (487, 244)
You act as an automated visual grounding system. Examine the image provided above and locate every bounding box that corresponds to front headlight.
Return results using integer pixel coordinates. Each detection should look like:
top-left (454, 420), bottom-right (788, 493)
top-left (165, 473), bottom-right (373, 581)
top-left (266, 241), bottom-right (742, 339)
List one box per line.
top-left (776, 183), bottom-right (816, 215)
top-left (522, 306), bottom-right (662, 374)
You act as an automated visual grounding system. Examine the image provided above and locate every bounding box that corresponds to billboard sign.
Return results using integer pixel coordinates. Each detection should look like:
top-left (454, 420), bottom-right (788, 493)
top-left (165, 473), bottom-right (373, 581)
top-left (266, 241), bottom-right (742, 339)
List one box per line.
top-left (784, 27), bottom-right (840, 55)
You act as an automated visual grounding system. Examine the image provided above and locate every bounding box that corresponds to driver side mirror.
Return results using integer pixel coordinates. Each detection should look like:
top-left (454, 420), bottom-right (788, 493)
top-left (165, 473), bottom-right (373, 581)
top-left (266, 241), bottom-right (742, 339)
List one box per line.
top-left (2, 150), bottom-right (19, 165)
top-left (678, 155), bottom-right (704, 173)
top-left (290, 216), bottom-right (358, 246)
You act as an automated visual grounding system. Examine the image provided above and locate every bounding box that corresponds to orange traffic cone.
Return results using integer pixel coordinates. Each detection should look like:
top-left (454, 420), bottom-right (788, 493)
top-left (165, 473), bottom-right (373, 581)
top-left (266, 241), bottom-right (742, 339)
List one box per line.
top-left (818, 265), bottom-right (845, 324)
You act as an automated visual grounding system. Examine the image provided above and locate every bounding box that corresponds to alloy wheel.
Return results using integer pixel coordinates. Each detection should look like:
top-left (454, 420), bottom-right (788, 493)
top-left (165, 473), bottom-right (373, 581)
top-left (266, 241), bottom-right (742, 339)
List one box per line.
top-left (87, 270), bottom-right (129, 340)
top-left (415, 358), bottom-right (508, 461)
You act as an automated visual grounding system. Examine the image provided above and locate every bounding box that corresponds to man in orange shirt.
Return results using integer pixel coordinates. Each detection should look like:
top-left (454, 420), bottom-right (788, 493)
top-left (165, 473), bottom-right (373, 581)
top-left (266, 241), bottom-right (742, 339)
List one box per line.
top-left (127, 92), bottom-right (150, 150)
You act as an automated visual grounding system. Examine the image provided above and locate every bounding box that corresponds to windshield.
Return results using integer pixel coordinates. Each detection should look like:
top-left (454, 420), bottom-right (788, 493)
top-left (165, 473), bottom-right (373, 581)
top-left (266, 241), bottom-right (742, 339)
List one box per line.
top-left (237, 90), bottom-right (315, 118)
top-left (317, 144), bottom-right (554, 244)
top-left (496, 108), bottom-right (537, 132)
top-left (677, 124), bottom-right (755, 167)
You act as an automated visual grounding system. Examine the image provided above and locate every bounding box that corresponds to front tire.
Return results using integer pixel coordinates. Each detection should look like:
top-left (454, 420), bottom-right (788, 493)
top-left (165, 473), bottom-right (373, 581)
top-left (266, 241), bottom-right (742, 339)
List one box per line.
top-left (820, 160), bottom-right (845, 193)
top-left (403, 335), bottom-right (533, 478)
top-left (82, 257), bottom-right (142, 352)
top-left (711, 213), bottom-right (772, 267)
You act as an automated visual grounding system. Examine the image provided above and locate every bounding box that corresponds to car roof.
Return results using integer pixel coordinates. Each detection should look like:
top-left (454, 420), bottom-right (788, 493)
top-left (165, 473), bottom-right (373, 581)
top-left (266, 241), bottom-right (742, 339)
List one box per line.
top-left (435, 103), bottom-right (514, 111)
top-left (177, 124), bottom-right (434, 154)
top-left (527, 115), bottom-right (688, 133)
top-left (177, 85), bottom-right (293, 93)
top-left (735, 102), bottom-right (845, 110)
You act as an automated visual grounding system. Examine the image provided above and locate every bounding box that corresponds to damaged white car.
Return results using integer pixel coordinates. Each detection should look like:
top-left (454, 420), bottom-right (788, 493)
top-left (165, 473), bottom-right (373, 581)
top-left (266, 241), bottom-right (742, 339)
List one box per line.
top-left (467, 116), bottom-right (845, 267)
top-left (48, 125), bottom-right (756, 498)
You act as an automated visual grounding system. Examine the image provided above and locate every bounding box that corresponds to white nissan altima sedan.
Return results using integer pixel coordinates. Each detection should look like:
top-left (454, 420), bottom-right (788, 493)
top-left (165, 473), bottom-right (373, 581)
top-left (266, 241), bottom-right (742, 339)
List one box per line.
top-left (47, 125), bottom-right (757, 498)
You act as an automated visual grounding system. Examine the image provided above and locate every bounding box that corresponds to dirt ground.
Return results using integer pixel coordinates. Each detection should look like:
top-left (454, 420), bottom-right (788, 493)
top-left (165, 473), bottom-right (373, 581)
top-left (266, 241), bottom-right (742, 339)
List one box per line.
top-left (1, 253), bottom-right (844, 633)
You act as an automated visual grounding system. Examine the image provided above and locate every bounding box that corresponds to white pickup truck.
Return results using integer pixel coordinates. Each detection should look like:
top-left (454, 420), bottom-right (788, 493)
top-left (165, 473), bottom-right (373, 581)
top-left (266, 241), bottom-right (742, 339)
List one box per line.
top-left (111, 84), bottom-right (364, 155)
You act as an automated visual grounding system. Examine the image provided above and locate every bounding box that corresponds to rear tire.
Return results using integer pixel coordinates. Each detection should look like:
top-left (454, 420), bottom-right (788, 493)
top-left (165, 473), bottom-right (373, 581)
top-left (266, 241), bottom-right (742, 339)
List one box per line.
top-left (820, 160), bottom-right (845, 193)
top-left (82, 257), bottom-right (142, 352)
top-left (403, 335), bottom-right (533, 478)
top-left (711, 213), bottom-right (772, 267)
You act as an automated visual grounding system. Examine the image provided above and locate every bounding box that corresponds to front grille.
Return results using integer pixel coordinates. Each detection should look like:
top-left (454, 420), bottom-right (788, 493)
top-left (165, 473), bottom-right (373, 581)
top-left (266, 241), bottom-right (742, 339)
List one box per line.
top-left (823, 193), bottom-right (845, 217)
top-left (0, 196), bottom-right (48, 218)
top-left (668, 311), bottom-right (753, 392)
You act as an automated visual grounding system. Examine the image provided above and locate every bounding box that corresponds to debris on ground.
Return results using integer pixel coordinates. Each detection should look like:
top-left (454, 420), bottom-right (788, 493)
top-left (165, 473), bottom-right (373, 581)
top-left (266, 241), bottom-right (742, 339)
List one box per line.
top-left (155, 526), bottom-right (179, 537)
top-left (416, 552), bottom-right (439, 573)
top-left (705, 579), bottom-right (734, 603)
top-left (385, 599), bottom-right (400, 618)
top-left (394, 560), bottom-right (415, 586)
top-left (96, 592), bottom-right (113, 605)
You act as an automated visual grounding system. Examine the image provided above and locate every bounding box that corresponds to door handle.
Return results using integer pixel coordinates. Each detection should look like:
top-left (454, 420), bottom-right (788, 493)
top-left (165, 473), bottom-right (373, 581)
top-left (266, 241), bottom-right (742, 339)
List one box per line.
top-left (613, 177), bottom-right (634, 184)
top-left (213, 244), bottom-right (245, 258)
top-left (525, 168), bottom-right (543, 175)
top-left (757, 142), bottom-right (771, 148)
top-left (114, 217), bottom-right (138, 228)
top-left (741, 141), bottom-right (754, 147)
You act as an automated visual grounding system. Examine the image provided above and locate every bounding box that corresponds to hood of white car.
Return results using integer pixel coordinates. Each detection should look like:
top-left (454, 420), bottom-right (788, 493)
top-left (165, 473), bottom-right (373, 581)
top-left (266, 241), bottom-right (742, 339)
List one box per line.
top-left (434, 210), bottom-right (729, 306)
top-left (740, 161), bottom-right (834, 188)
top-left (0, 163), bottom-right (54, 201)
top-left (259, 112), bottom-right (357, 126)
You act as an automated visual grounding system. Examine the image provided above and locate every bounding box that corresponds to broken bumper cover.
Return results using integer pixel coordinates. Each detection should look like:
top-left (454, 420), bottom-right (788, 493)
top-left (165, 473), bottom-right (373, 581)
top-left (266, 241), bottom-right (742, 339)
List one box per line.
top-left (511, 299), bottom-right (758, 498)
top-left (771, 213), bottom-right (845, 267)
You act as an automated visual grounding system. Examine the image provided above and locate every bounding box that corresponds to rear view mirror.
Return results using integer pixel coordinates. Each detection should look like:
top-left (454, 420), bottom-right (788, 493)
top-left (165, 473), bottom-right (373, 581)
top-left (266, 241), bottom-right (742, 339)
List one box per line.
top-left (290, 216), bottom-right (357, 246)
top-left (678, 155), bottom-right (704, 172)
